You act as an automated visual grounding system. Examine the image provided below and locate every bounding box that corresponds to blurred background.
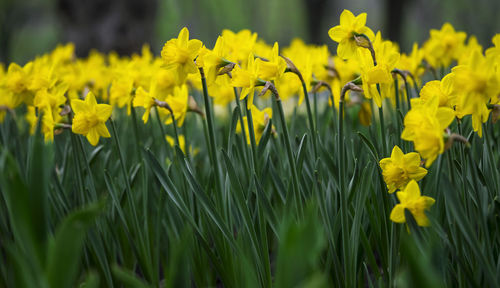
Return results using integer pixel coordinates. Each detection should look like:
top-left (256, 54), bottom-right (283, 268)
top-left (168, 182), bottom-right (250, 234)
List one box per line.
top-left (1, 0), bottom-right (499, 64)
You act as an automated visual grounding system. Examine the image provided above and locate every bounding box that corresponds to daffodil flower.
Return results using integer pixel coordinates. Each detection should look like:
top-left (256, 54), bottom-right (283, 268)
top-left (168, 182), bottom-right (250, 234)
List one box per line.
top-left (390, 180), bottom-right (435, 227)
top-left (379, 145), bottom-right (428, 193)
top-left (161, 27), bottom-right (203, 83)
top-left (328, 9), bottom-right (375, 60)
top-left (401, 96), bottom-right (455, 167)
top-left (256, 42), bottom-right (287, 81)
top-left (231, 53), bottom-right (260, 108)
top-left (71, 91), bottom-right (112, 146)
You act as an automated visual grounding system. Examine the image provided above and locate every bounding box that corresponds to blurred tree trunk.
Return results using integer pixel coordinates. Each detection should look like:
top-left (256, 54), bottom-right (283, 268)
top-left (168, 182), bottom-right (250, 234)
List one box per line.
top-left (385, 0), bottom-right (409, 44)
top-left (304, 0), bottom-right (329, 44)
top-left (56, 0), bottom-right (158, 57)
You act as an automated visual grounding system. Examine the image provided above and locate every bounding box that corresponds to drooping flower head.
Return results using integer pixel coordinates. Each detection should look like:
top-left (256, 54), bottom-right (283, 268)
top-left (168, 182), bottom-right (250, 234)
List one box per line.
top-left (231, 53), bottom-right (260, 108)
top-left (450, 50), bottom-right (500, 137)
top-left (328, 9), bottom-right (375, 60)
top-left (423, 23), bottom-right (466, 68)
top-left (401, 96), bottom-right (455, 167)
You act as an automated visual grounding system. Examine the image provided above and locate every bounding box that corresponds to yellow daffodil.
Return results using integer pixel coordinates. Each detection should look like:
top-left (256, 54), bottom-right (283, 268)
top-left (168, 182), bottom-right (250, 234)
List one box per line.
top-left (397, 43), bottom-right (425, 82)
top-left (133, 86), bottom-right (156, 124)
top-left (328, 9), bottom-right (375, 60)
top-left (281, 39), bottom-right (314, 105)
top-left (379, 145), bottom-right (428, 193)
top-left (71, 91), bottom-right (112, 146)
top-left (221, 29), bottom-right (258, 64)
top-left (485, 34), bottom-right (500, 63)
top-left (401, 96), bottom-right (455, 167)
top-left (159, 84), bottom-right (189, 127)
top-left (161, 27), bottom-right (203, 83)
top-left (231, 53), bottom-right (260, 107)
top-left (358, 32), bottom-right (399, 107)
top-left (256, 42), bottom-right (287, 81)
top-left (451, 50), bottom-right (500, 137)
top-left (390, 180), bottom-right (435, 227)
top-left (423, 23), bottom-right (466, 69)
top-left (419, 73), bottom-right (455, 108)
top-left (0, 88), bottom-right (23, 123)
top-left (197, 36), bottom-right (231, 85)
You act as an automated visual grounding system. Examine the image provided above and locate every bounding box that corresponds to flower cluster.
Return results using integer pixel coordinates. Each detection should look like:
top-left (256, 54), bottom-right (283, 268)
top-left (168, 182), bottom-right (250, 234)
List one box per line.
top-left (0, 10), bottom-right (499, 230)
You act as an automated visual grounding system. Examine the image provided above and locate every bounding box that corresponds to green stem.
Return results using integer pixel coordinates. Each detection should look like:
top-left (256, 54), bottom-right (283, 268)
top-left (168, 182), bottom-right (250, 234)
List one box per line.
top-left (245, 97), bottom-right (259, 173)
top-left (393, 77), bottom-right (402, 148)
top-left (199, 67), bottom-right (222, 194)
top-left (338, 83), bottom-right (351, 285)
top-left (377, 96), bottom-right (387, 156)
top-left (300, 81), bottom-right (318, 159)
top-left (483, 122), bottom-right (500, 193)
top-left (233, 87), bottom-right (251, 160)
top-left (272, 86), bottom-right (301, 215)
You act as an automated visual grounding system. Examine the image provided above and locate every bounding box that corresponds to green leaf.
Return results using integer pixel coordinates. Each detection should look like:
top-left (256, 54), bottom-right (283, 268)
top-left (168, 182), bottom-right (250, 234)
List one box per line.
top-left (46, 201), bottom-right (104, 288)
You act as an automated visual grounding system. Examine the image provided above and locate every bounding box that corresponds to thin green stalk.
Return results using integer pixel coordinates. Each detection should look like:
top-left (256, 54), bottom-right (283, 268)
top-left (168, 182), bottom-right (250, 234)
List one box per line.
top-left (338, 82), bottom-right (357, 285)
top-left (268, 82), bottom-right (301, 215)
top-left (393, 77), bottom-right (402, 148)
top-left (376, 84), bottom-right (387, 156)
top-left (483, 122), bottom-right (499, 193)
top-left (199, 67), bottom-right (222, 194)
top-left (300, 81), bottom-right (318, 159)
top-left (233, 87), bottom-right (249, 150)
top-left (245, 98), bottom-right (259, 173)
top-left (314, 91), bottom-right (319, 133)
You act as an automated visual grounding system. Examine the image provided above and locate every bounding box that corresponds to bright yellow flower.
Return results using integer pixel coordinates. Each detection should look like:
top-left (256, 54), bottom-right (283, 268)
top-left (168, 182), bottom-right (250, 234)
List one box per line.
top-left (328, 9), bottom-right (375, 60)
top-left (281, 39), bottom-right (313, 105)
top-left (256, 42), bottom-right (287, 81)
top-left (159, 84), bottom-right (189, 127)
top-left (397, 43), bottom-right (425, 81)
top-left (209, 75), bottom-right (235, 107)
top-left (5, 62), bottom-right (32, 95)
top-left (379, 145), bottom-right (427, 193)
top-left (133, 86), bottom-right (156, 123)
top-left (197, 36), bottom-right (231, 85)
top-left (451, 50), bottom-right (500, 137)
top-left (161, 27), bottom-right (203, 82)
top-left (358, 32), bottom-right (399, 107)
top-left (236, 105), bottom-right (273, 145)
top-left (71, 91), bottom-right (112, 146)
top-left (231, 53), bottom-right (260, 107)
top-left (0, 88), bottom-right (23, 122)
top-left (419, 73), bottom-right (455, 108)
top-left (33, 83), bottom-right (68, 115)
top-left (109, 76), bottom-right (134, 115)
top-left (485, 34), bottom-right (500, 63)
top-left (457, 36), bottom-right (483, 65)
top-left (221, 29), bottom-right (258, 64)
top-left (390, 180), bottom-right (435, 227)
top-left (423, 23), bottom-right (466, 68)
top-left (41, 107), bottom-right (56, 142)
top-left (401, 96), bottom-right (455, 167)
